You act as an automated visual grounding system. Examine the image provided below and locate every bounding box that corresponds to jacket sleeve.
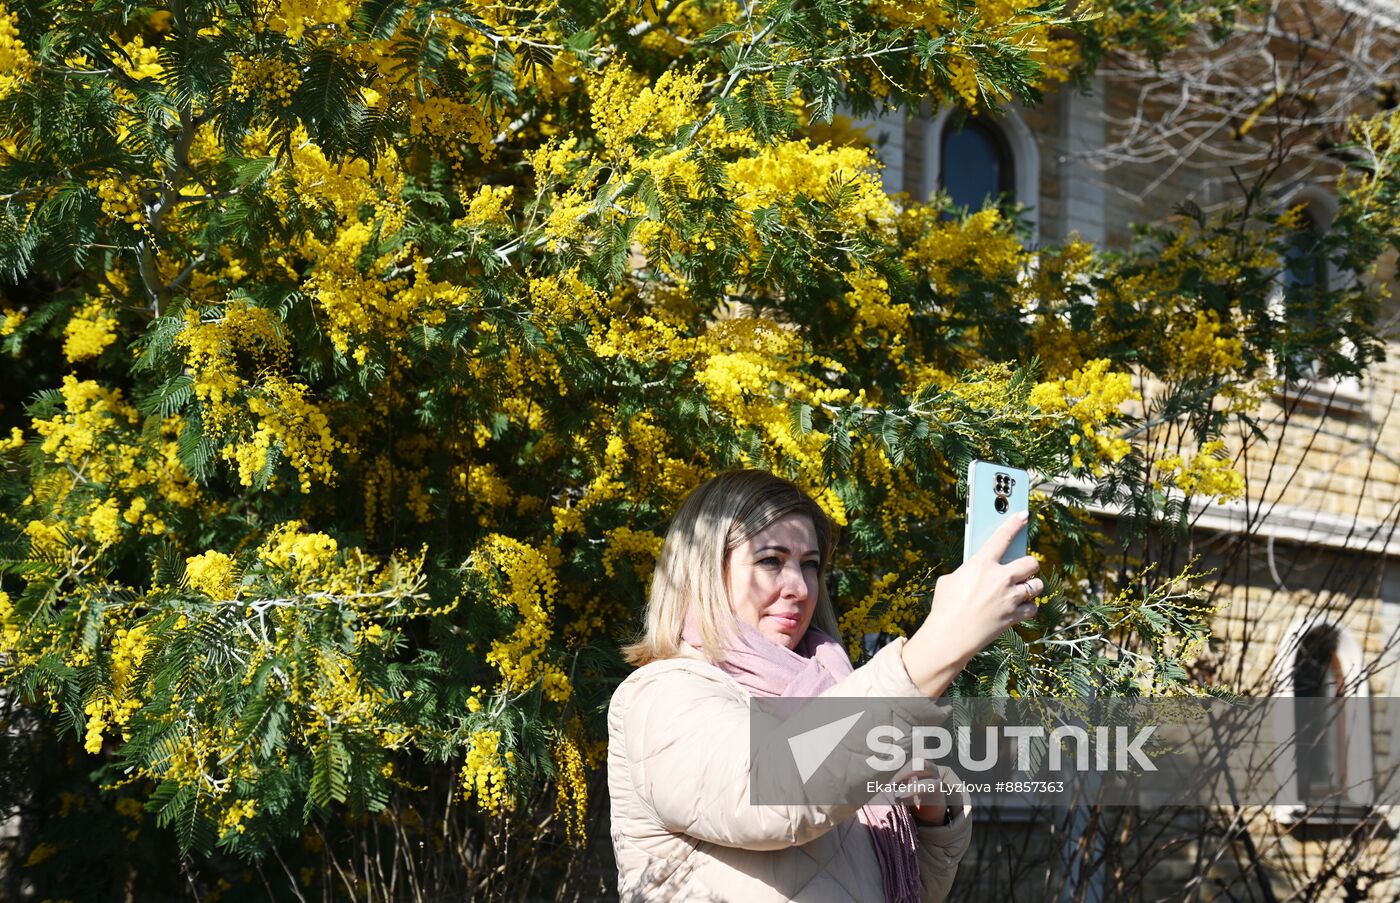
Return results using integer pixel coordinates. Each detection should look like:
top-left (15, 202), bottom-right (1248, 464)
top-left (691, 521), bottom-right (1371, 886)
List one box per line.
top-left (914, 773), bottom-right (972, 903)
top-left (613, 638), bottom-right (927, 851)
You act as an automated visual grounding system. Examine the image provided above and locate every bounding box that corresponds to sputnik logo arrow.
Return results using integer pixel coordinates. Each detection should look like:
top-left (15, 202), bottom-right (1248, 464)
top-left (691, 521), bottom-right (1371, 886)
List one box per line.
top-left (788, 711), bottom-right (864, 783)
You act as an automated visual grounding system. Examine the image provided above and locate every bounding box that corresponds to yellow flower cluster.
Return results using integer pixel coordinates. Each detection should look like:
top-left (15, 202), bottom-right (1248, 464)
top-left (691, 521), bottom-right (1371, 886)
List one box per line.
top-left (33, 376), bottom-right (135, 472)
top-left (0, 590), bottom-right (20, 654)
top-left (1338, 111), bottom-right (1400, 237)
top-left (460, 729), bottom-right (513, 814)
top-left (1275, 203), bottom-right (1309, 233)
top-left (176, 299), bottom-right (289, 431)
top-left (540, 188), bottom-right (595, 252)
top-left (869, 0), bottom-right (1079, 104)
top-left (219, 799), bottom-right (258, 835)
top-left (0, 2), bottom-right (34, 101)
top-left (1, 306), bottom-right (25, 336)
top-left (63, 301), bottom-right (119, 362)
top-left (1166, 310), bottom-right (1245, 379)
top-left (258, 521), bottom-right (339, 581)
top-left (837, 572), bottom-right (901, 659)
top-left (689, 318), bottom-right (851, 515)
top-left (636, 0), bottom-right (740, 56)
top-left (231, 375), bottom-right (340, 493)
top-left (589, 62), bottom-right (705, 155)
top-left (24, 518), bottom-right (69, 558)
top-left (1029, 238), bottom-right (1096, 307)
top-left (840, 568), bottom-right (935, 659)
top-left (177, 301), bottom-right (342, 491)
top-left (151, 736), bottom-right (211, 787)
top-left (947, 57), bottom-right (981, 108)
top-left (623, 412), bottom-right (705, 499)
top-left (841, 268), bottom-right (910, 362)
top-left (113, 35), bottom-right (163, 82)
top-left (727, 139), bottom-right (895, 230)
top-left (284, 139), bottom-right (464, 365)
top-left (551, 728), bottom-right (588, 841)
top-left (869, 0), bottom-right (956, 35)
top-left (23, 375), bottom-right (199, 553)
top-left (406, 94), bottom-right (496, 165)
top-left (457, 184), bottom-right (516, 229)
top-left (1154, 440), bottom-right (1244, 503)
top-left (301, 650), bottom-right (395, 738)
top-left (183, 550), bottom-right (238, 598)
top-left (78, 498), bottom-right (123, 545)
top-left (92, 176), bottom-right (146, 231)
top-left (851, 442), bottom-right (947, 559)
top-left (529, 269), bottom-right (608, 336)
top-left (111, 624), bottom-right (154, 703)
top-left (84, 624), bottom-right (154, 753)
top-left (1152, 217), bottom-right (1280, 286)
top-left (601, 527), bottom-right (663, 583)
top-left (20, 380), bottom-right (186, 543)
top-left (694, 340), bottom-right (788, 408)
top-left (270, 0), bottom-right (356, 41)
top-left (528, 136), bottom-right (582, 180)
top-left (106, 36), bottom-right (165, 144)
top-left (585, 308), bottom-right (678, 361)
top-left (1029, 358), bottom-right (1139, 471)
top-left (281, 129), bottom-right (393, 221)
top-left (473, 535), bottom-right (572, 703)
top-left (228, 55), bottom-right (302, 105)
top-left (904, 207), bottom-right (1025, 291)
top-left (552, 408), bottom-right (705, 541)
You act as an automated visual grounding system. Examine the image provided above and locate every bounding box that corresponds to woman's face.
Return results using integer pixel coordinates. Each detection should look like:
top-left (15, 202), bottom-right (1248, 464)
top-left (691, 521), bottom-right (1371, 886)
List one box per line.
top-left (725, 514), bottom-right (821, 650)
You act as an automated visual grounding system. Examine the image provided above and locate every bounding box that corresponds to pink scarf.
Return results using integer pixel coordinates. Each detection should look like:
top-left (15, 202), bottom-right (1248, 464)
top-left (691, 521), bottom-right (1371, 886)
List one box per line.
top-left (682, 606), bottom-right (922, 903)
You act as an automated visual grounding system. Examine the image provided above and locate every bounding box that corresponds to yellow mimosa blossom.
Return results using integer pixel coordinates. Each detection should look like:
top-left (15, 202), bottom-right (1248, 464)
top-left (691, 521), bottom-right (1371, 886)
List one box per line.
top-left (0, 2), bottom-right (34, 100)
top-left (1167, 310), bottom-right (1245, 379)
top-left (183, 550), bottom-right (238, 598)
top-left (474, 535), bottom-right (573, 703)
top-left (1154, 440), bottom-right (1245, 503)
top-left (63, 302), bottom-right (119, 362)
top-left (460, 729), bottom-right (513, 814)
top-left (229, 55), bottom-right (301, 105)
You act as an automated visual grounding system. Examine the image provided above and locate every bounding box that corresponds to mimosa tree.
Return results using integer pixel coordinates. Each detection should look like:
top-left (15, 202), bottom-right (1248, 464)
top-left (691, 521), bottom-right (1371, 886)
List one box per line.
top-left (0, 0), bottom-right (1396, 894)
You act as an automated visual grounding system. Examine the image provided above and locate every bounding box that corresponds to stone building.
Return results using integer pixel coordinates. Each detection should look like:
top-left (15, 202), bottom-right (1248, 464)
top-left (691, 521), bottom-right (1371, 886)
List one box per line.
top-left (849, 1), bottom-right (1400, 898)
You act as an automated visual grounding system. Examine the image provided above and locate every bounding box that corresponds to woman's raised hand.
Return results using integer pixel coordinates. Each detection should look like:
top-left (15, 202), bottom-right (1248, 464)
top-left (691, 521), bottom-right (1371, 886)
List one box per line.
top-left (900, 512), bottom-right (1042, 698)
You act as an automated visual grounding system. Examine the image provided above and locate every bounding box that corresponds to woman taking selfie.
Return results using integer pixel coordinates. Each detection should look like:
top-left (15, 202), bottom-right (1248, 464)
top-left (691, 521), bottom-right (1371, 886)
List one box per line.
top-left (607, 469), bottom-right (1043, 901)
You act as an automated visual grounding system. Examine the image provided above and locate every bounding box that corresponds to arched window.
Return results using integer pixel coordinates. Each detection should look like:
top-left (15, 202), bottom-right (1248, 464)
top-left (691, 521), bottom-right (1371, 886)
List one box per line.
top-left (1270, 618), bottom-right (1373, 822)
top-left (922, 106), bottom-right (1040, 241)
top-left (1279, 202), bottom-right (1329, 382)
top-left (938, 116), bottom-right (1014, 213)
top-left (1292, 626), bottom-right (1347, 801)
top-left (1281, 205), bottom-right (1327, 294)
top-left (1265, 186), bottom-right (1368, 410)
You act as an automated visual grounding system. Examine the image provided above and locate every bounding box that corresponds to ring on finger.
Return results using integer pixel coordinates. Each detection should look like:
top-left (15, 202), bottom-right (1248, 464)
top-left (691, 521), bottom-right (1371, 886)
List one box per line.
top-left (1022, 580), bottom-right (1035, 603)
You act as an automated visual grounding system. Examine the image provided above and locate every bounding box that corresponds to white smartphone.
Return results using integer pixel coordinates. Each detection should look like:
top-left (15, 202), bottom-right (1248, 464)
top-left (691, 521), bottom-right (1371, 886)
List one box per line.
top-left (963, 460), bottom-right (1030, 565)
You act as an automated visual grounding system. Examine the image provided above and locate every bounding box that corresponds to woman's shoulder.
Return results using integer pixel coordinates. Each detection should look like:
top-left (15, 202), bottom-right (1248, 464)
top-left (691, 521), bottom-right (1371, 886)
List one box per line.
top-left (609, 646), bottom-right (743, 717)
top-left (615, 645), bottom-right (724, 689)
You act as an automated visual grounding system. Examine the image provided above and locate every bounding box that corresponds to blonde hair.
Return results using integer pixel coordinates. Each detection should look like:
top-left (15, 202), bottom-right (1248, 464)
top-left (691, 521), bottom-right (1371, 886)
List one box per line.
top-left (621, 469), bottom-right (842, 666)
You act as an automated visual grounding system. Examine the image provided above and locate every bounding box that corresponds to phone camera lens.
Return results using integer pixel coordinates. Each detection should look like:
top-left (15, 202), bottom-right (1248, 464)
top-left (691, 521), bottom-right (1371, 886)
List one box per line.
top-left (995, 497), bottom-right (1008, 514)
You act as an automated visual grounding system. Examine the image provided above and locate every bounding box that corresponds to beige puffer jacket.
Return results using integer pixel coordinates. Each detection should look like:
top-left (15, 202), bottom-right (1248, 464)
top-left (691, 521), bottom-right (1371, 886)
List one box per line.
top-left (607, 636), bottom-right (972, 902)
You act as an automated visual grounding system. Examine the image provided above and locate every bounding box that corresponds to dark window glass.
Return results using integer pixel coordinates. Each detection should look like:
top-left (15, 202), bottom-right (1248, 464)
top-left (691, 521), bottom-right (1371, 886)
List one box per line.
top-left (1293, 627), bottom-right (1346, 801)
top-left (1282, 209), bottom-right (1326, 292)
top-left (939, 117), bottom-right (1014, 211)
top-left (1281, 207), bottom-right (1327, 381)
